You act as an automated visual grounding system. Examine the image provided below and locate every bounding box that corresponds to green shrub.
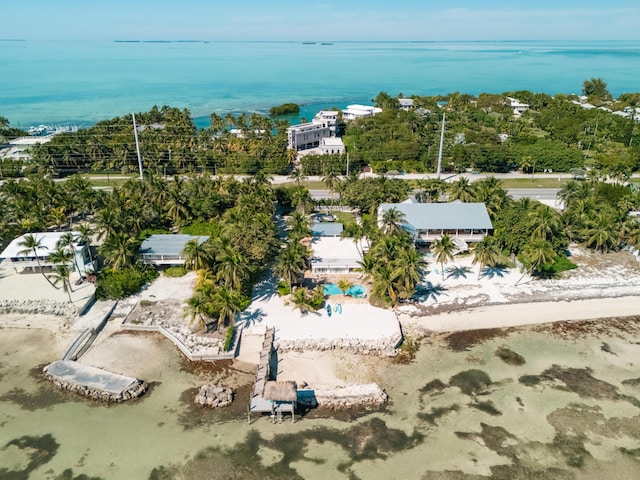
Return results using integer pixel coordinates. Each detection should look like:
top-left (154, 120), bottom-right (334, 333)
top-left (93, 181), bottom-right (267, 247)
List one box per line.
top-left (163, 266), bottom-right (187, 277)
top-left (223, 325), bottom-right (236, 352)
top-left (181, 221), bottom-right (221, 236)
top-left (95, 265), bottom-right (159, 300)
top-left (277, 280), bottom-right (291, 296)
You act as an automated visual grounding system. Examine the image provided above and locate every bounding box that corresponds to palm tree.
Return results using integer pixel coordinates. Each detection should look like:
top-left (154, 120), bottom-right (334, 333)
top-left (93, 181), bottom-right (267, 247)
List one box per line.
top-left (342, 222), bottom-right (365, 258)
top-left (99, 232), bottom-right (138, 269)
top-left (56, 232), bottom-right (83, 278)
top-left (182, 239), bottom-right (214, 271)
top-left (17, 234), bottom-right (57, 287)
top-left (288, 168), bottom-right (307, 187)
top-left (286, 211), bottom-right (312, 241)
top-left (472, 237), bottom-right (501, 279)
top-left (391, 247), bottom-right (427, 298)
top-left (75, 223), bottom-right (95, 264)
top-left (431, 234), bottom-right (455, 281)
top-left (515, 240), bottom-right (557, 286)
top-left (211, 286), bottom-right (245, 330)
top-left (275, 242), bottom-right (309, 291)
top-left (372, 264), bottom-right (399, 306)
top-left (380, 207), bottom-right (406, 235)
top-left (322, 170), bottom-right (341, 206)
top-left (290, 187), bottom-right (312, 214)
top-left (48, 264), bottom-right (74, 303)
top-left (216, 245), bottom-right (250, 290)
top-left (581, 211), bottom-right (620, 253)
top-left (528, 204), bottom-right (561, 242)
top-left (183, 289), bottom-right (214, 330)
top-left (447, 177), bottom-right (476, 202)
top-left (337, 279), bottom-right (353, 294)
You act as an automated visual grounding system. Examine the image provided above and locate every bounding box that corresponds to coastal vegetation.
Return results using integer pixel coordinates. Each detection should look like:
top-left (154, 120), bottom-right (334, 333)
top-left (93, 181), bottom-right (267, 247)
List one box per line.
top-left (269, 102), bottom-right (300, 116)
top-left (2, 82), bottom-right (638, 180)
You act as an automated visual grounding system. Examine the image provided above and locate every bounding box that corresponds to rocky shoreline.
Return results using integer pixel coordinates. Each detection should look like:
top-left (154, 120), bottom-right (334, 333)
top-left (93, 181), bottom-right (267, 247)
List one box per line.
top-left (0, 299), bottom-right (78, 319)
top-left (310, 384), bottom-right (388, 410)
top-left (275, 334), bottom-right (403, 356)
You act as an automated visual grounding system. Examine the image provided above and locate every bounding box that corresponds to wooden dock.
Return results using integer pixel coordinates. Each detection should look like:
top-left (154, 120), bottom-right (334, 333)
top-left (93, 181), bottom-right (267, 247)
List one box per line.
top-left (248, 328), bottom-right (295, 423)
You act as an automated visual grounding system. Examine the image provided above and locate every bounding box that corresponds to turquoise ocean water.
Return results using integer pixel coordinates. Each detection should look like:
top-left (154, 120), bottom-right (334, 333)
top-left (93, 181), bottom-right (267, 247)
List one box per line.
top-left (1, 40), bottom-right (640, 129)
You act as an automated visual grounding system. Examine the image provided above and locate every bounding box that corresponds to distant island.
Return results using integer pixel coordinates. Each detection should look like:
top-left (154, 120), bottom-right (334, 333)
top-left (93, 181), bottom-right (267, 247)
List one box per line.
top-left (269, 102), bottom-right (300, 116)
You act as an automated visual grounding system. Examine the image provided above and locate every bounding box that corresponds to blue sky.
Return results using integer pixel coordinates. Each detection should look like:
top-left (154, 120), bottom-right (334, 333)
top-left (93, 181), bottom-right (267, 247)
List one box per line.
top-left (4, 1), bottom-right (640, 41)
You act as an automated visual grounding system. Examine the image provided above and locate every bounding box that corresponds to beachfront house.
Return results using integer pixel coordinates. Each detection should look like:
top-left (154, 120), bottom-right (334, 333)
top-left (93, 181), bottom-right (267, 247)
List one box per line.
top-left (0, 231), bottom-right (95, 274)
top-left (341, 104), bottom-right (382, 122)
top-left (378, 202), bottom-right (493, 248)
top-left (139, 234), bottom-right (209, 266)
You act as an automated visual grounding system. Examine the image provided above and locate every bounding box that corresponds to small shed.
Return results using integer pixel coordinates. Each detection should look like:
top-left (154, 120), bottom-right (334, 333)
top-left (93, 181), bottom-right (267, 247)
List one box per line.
top-left (263, 380), bottom-right (297, 423)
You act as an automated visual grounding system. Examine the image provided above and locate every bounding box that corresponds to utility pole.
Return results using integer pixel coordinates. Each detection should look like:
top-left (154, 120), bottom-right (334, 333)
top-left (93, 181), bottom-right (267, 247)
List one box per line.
top-left (132, 113), bottom-right (143, 181)
top-left (436, 113), bottom-right (445, 179)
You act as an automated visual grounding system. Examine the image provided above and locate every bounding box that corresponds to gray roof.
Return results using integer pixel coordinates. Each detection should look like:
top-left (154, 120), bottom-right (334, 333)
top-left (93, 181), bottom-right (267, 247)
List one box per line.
top-left (311, 222), bottom-right (343, 237)
top-left (139, 234), bottom-right (209, 256)
top-left (379, 202), bottom-right (493, 231)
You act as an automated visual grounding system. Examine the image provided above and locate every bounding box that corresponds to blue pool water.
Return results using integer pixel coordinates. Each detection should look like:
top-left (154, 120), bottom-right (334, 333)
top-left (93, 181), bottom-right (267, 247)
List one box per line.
top-left (346, 285), bottom-right (367, 298)
top-left (323, 283), bottom-right (343, 295)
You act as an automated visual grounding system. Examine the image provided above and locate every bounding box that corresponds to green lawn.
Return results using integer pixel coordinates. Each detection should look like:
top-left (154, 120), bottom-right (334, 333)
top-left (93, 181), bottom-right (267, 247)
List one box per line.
top-left (330, 210), bottom-right (357, 224)
top-left (497, 177), bottom-right (570, 188)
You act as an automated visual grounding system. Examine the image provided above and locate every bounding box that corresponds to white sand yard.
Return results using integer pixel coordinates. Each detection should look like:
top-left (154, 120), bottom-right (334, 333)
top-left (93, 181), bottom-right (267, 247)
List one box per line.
top-left (237, 283), bottom-right (401, 344)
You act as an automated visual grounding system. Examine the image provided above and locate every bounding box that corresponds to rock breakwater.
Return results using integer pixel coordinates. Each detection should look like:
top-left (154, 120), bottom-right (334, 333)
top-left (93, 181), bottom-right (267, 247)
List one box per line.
top-left (194, 384), bottom-right (234, 407)
top-left (0, 299), bottom-right (78, 318)
top-left (309, 383), bottom-right (388, 410)
top-left (275, 334), bottom-right (402, 356)
top-left (43, 360), bottom-right (147, 403)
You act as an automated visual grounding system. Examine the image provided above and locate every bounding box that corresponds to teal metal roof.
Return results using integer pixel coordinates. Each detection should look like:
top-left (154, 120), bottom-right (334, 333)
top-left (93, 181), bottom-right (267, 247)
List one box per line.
top-left (139, 234), bottom-right (209, 256)
top-left (379, 202), bottom-right (493, 231)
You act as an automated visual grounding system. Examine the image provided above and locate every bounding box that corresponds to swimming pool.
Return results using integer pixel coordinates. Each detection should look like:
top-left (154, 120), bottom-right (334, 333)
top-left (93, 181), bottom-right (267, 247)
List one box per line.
top-left (346, 285), bottom-right (367, 298)
top-left (323, 283), bottom-right (343, 295)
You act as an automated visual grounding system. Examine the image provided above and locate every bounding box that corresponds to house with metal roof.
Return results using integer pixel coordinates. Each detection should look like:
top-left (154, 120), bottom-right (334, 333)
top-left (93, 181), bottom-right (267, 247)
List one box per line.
top-left (139, 234), bottom-right (209, 266)
top-left (378, 202), bottom-right (493, 245)
top-left (0, 231), bottom-right (94, 274)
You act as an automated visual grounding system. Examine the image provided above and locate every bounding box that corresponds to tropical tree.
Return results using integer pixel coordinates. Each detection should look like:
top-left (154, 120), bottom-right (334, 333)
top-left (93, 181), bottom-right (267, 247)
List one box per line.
top-left (337, 279), bottom-right (353, 294)
top-left (380, 207), bottom-right (406, 235)
top-left (371, 264), bottom-right (400, 306)
top-left (183, 286), bottom-right (215, 330)
top-left (99, 232), bottom-right (139, 269)
top-left (211, 286), bottom-right (246, 330)
top-left (581, 211), bottom-right (620, 253)
top-left (275, 242), bottom-right (309, 291)
top-left (431, 234), bottom-right (455, 281)
top-left (391, 247), bottom-right (427, 297)
top-left (17, 234), bottom-right (57, 287)
top-left (182, 238), bottom-right (214, 271)
top-left (528, 204), bottom-right (561, 242)
top-left (286, 211), bottom-right (312, 241)
top-left (471, 237), bottom-right (501, 279)
top-left (48, 264), bottom-right (74, 302)
top-left (515, 239), bottom-right (557, 285)
top-left (56, 231), bottom-right (83, 278)
top-left (75, 223), bottom-right (95, 264)
top-left (216, 244), bottom-right (251, 290)
top-left (288, 168), bottom-right (307, 186)
top-left (447, 177), bottom-right (475, 202)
